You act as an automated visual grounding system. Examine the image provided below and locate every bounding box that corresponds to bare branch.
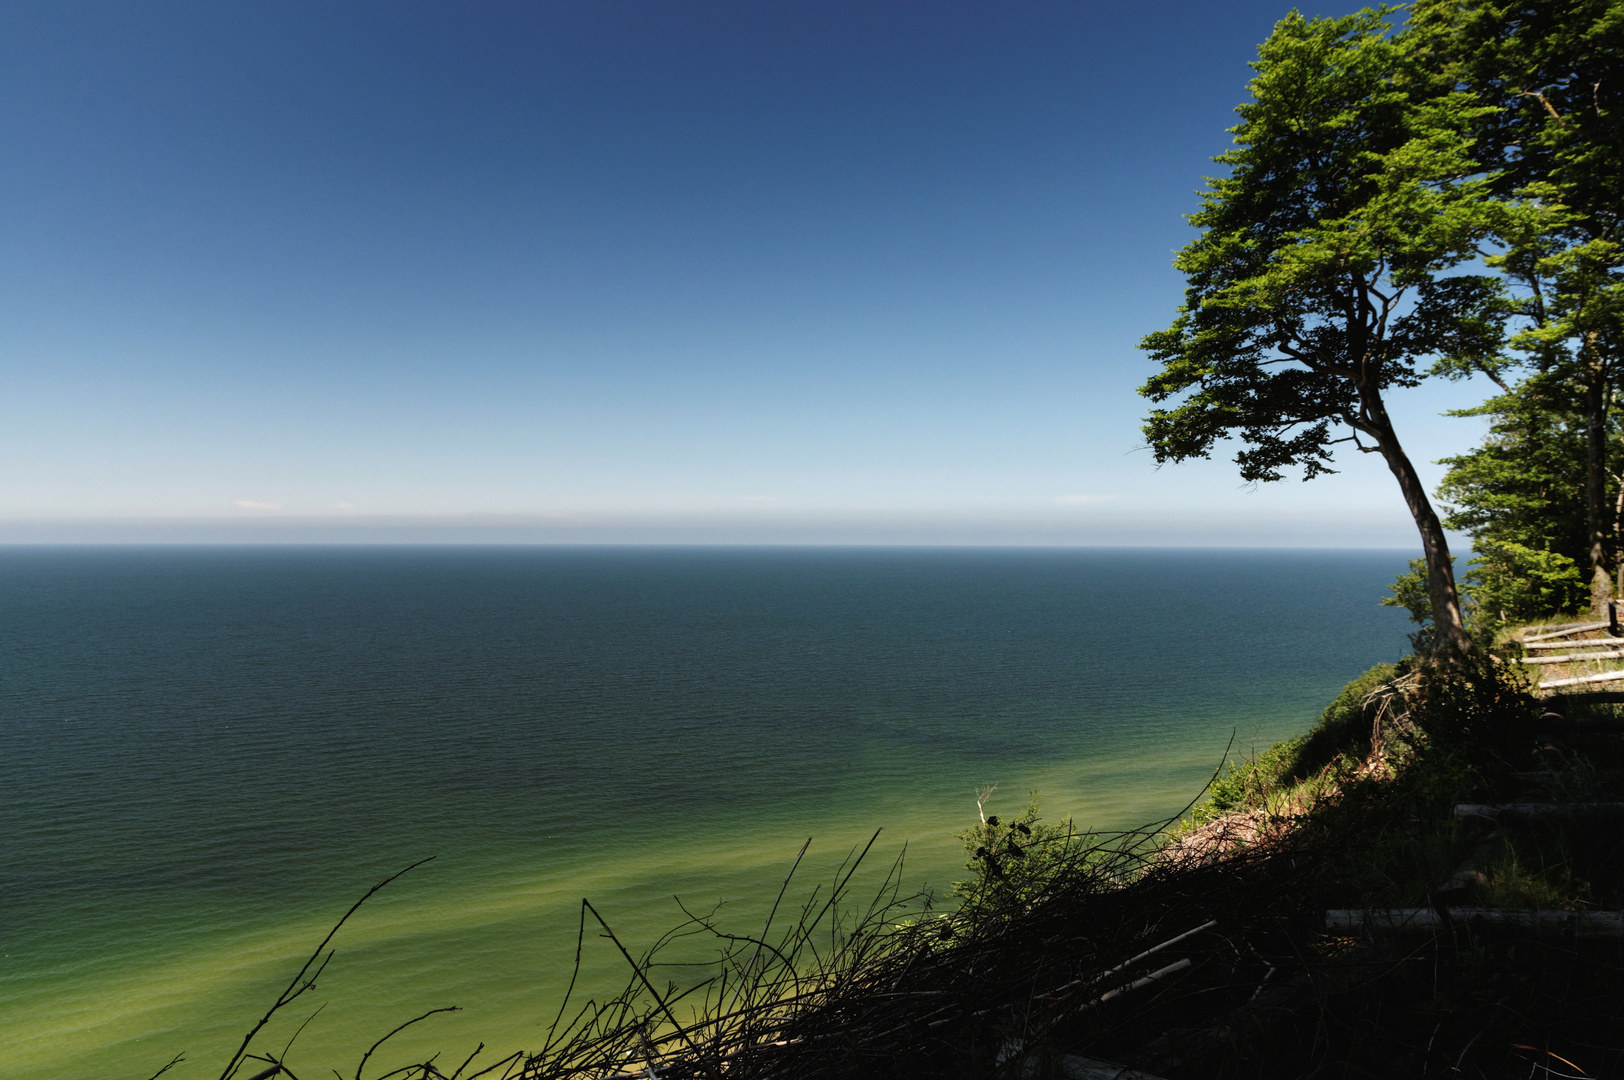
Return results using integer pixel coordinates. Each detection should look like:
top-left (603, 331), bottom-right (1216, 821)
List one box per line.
top-left (975, 785), bottom-right (998, 825)
top-left (354, 1008), bottom-right (461, 1080)
top-left (219, 859), bottom-right (436, 1080)
top-left (145, 1054), bottom-right (187, 1080)
top-left (1517, 87), bottom-right (1571, 128)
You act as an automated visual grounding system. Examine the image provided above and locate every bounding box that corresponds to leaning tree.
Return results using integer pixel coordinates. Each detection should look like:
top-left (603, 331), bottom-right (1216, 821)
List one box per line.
top-left (1139, 9), bottom-right (1510, 656)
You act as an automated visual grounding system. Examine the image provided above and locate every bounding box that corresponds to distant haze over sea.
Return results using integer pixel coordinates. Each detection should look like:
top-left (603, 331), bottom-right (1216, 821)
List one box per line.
top-left (0, 515), bottom-right (1443, 547)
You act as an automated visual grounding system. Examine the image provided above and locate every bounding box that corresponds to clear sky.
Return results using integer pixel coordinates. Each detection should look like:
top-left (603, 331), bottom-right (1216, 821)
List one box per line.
top-left (0, 0), bottom-right (1500, 546)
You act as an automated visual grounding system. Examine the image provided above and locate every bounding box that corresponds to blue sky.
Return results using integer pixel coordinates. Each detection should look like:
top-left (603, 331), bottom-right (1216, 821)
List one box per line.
top-left (0, 0), bottom-right (1500, 545)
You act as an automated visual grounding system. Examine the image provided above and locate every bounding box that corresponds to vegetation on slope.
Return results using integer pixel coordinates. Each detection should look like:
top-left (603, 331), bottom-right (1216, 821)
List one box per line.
top-left (190, 642), bottom-right (1624, 1080)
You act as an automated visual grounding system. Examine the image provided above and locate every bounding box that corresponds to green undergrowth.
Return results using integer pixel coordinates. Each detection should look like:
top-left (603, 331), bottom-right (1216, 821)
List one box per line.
top-left (1477, 836), bottom-right (1596, 909)
top-left (1476, 752), bottom-right (1624, 909)
top-left (1177, 646), bottom-right (1613, 911)
top-left (952, 793), bottom-right (1079, 910)
top-left (1113, 648), bottom-right (1624, 1076)
top-left (1190, 662), bottom-right (1399, 826)
top-left (985, 649), bottom-right (1624, 1078)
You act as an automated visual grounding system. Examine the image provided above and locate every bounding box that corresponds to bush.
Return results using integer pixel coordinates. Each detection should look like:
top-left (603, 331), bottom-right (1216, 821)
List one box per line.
top-left (1381, 559), bottom-right (1440, 653)
top-left (1198, 738), bottom-right (1305, 821)
top-left (1405, 648), bottom-right (1536, 765)
top-left (954, 791), bottom-right (1089, 912)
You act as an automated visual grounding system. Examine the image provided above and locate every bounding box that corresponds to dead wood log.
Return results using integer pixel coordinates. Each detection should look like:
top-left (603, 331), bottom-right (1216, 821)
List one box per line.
top-left (1540, 668), bottom-right (1624, 690)
top-left (1326, 908), bottom-right (1624, 936)
top-left (1523, 621), bottom-right (1614, 641)
top-left (1523, 637), bottom-right (1621, 650)
top-left (1454, 802), bottom-right (1624, 822)
top-left (1522, 649), bottom-right (1624, 663)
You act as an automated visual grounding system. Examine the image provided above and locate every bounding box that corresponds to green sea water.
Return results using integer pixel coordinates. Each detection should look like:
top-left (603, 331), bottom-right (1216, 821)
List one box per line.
top-left (0, 546), bottom-right (1413, 1078)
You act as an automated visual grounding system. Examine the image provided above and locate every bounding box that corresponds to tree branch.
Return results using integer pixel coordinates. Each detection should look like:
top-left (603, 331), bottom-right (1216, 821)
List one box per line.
top-left (1329, 428), bottom-right (1382, 453)
top-left (1473, 359), bottom-right (1511, 393)
top-left (1516, 88), bottom-right (1571, 128)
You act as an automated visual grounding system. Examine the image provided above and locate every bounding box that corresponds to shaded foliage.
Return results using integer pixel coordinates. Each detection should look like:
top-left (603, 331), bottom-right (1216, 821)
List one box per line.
top-left (955, 793), bottom-right (1096, 914)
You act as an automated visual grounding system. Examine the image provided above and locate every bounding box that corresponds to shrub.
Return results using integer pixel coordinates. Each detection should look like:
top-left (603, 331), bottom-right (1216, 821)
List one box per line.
top-left (1381, 559), bottom-right (1438, 653)
top-left (1197, 737), bottom-right (1305, 821)
top-left (953, 791), bottom-right (1090, 912)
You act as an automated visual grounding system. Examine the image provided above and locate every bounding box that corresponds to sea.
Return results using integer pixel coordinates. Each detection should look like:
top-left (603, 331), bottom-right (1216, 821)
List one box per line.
top-left (0, 546), bottom-right (1414, 1079)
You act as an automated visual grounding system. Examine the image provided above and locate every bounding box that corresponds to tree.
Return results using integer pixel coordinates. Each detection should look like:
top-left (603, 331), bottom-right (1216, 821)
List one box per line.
top-left (1409, 0), bottom-right (1624, 612)
top-left (1139, 9), bottom-right (1508, 657)
top-left (1512, 224), bottom-right (1624, 614)
top-left (1430, 375), bottom-right (1611, 623)
top-left (1437, 380), bottom-right (1590, 555)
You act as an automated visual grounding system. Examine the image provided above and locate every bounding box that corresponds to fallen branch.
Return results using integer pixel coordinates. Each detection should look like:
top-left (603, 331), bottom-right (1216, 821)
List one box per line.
top-left (1048, 920), bottom-right (1216, 996)
top-left (1087, 958), bottom-right (1193, 1009)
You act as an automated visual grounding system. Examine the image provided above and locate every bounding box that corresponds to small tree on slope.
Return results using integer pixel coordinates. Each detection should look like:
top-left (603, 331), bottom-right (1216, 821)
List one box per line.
top-left (1138, 10), bottom-right (1510, 657)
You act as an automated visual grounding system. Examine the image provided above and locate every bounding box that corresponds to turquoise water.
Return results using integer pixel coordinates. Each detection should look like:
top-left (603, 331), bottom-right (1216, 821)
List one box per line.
top-left (0, 546), bottom-right (1413, 1078)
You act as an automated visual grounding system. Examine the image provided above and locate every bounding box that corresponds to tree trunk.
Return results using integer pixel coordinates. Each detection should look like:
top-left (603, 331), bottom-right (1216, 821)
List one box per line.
top-left (1583, 339), bottom-right (1612, 614)
top-left (1362, 387), bottom-right (1472, 657)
